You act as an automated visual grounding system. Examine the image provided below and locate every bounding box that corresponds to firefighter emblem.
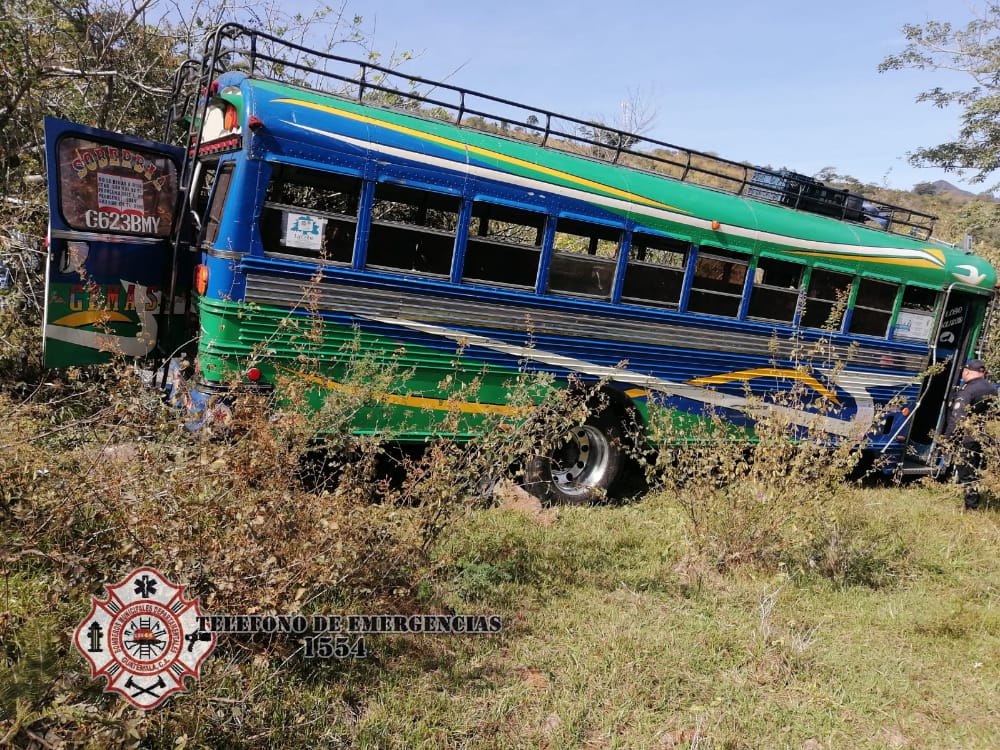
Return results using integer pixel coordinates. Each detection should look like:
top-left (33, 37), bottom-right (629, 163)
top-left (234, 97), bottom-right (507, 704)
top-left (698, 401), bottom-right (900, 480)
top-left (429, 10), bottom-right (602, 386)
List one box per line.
top-left (74, 566), bottom-right (216, 709)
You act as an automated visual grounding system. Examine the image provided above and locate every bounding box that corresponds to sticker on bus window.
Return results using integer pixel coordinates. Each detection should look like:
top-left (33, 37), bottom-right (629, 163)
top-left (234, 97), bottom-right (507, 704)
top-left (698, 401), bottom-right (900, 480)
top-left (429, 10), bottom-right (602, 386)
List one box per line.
top-left (895, 311), bottom-right (934, 341)
top-left (98, 172), bottom-right (144, 216)
top-left (57, 136), bottom-right (178, 237)
top-left (282, 213), bottom-right (327, 250)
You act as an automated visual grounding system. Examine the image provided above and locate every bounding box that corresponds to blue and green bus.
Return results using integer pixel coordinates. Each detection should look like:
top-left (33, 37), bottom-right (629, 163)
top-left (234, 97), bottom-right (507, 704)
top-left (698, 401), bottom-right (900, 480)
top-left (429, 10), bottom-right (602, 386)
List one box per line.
top-left (42, 25), bottom-right (997, 502)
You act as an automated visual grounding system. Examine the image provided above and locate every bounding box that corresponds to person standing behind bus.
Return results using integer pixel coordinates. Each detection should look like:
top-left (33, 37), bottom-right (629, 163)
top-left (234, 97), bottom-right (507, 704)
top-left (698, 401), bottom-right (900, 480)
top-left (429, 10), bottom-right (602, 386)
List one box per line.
top-left (945, 359), bottom-right (996, 510)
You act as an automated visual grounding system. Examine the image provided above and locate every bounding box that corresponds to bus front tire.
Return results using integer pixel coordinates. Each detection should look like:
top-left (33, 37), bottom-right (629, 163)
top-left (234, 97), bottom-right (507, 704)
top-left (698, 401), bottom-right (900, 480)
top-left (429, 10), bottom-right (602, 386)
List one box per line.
top-left (524, 417), bottom-right (625, 505)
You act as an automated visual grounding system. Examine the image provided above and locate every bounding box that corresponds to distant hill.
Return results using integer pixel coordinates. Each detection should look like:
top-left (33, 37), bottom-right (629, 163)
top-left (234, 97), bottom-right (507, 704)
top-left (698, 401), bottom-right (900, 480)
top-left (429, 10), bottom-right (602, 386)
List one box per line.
top-left (931, 180), bottom-right (977, 198)
top-left (916, 179), bottom-right (997, 202)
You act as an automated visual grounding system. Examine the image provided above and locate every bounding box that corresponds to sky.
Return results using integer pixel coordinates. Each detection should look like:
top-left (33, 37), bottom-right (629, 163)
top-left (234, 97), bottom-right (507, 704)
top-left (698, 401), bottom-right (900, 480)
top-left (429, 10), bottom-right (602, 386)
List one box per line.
top-left (315, 0), bottom-right (989, 194)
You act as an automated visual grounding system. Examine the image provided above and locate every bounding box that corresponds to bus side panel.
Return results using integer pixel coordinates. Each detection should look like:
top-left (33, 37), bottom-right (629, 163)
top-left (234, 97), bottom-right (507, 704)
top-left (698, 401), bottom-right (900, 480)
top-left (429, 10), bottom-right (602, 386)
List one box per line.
top-left (43, 116), bottom-right (185, 367)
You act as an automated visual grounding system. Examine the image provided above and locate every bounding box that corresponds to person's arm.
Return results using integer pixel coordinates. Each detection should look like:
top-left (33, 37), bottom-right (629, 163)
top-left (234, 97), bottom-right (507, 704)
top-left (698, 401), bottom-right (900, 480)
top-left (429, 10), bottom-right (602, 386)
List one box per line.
top-left (945, 387), bottom-right (971, 436)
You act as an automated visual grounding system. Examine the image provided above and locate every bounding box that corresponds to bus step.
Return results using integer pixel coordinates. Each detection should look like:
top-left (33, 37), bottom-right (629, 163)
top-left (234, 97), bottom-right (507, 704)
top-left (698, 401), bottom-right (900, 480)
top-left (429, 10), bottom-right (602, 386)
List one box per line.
top-left (897, 459), bottom-right (943, 477)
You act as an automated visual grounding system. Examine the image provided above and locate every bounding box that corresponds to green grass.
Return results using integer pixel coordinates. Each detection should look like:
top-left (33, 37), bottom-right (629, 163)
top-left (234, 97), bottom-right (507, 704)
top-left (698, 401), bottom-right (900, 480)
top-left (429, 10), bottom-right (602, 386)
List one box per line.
top-left (5, 475), bottom-right (1000, 748)
top-left (398, 486), bottom-right (997, 749)
top-left (336, 484), bottom-right (996, 750)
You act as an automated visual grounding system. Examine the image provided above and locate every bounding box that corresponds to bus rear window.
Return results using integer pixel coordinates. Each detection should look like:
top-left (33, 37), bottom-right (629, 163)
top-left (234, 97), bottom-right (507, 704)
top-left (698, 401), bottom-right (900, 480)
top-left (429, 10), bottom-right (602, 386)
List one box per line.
top-left (56, 135), bottom-right (178, 238)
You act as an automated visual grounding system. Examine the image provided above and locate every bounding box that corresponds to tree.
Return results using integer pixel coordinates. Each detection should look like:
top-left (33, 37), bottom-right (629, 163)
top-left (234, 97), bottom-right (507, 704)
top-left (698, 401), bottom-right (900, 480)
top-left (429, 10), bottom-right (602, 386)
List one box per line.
top-left (880, 4), bottom-right (1000, 186)
top-left (0, 0), bottom-right (396, 375)
top-left (582, 88), bottom-right (657, 161)
top-left (958, 200), bottom-right (1000, 248)
top-left (811, 167), bottom-right (868, 193)
top-left (0, 0), bottom-right (180, 183)
top-left (814, 166), bottom-right (840, 182)
top-left (0, 0), bottom-right (182, 374)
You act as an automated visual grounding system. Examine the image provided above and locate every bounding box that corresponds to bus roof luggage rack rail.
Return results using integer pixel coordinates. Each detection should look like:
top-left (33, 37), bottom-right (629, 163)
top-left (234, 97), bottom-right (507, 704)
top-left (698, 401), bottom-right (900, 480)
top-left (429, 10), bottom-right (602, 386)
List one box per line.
top-left (169, 24), bottom-right (937, 241)
top-left (745, 169), bottom-right (934, 239)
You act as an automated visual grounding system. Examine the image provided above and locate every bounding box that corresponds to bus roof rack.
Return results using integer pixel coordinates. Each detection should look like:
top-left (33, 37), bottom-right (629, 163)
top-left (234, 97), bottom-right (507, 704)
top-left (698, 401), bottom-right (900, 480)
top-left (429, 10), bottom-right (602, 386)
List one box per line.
top-left (170, 24), bottom-right (937, 241)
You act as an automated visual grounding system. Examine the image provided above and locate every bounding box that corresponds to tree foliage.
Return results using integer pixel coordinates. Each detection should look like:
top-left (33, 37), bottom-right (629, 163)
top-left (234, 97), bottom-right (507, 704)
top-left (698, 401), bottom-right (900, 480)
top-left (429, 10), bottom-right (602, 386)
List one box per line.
top-left (0, 0), bottom-right (384, 376)
top-left (0, 0), bottom-right (177, 190)
top-left (880, 4), bottom-right (1000, 185)
top-left (581, 88), bottom-right (657, 160)
top-left (0, 0), bottom-right (379, 199)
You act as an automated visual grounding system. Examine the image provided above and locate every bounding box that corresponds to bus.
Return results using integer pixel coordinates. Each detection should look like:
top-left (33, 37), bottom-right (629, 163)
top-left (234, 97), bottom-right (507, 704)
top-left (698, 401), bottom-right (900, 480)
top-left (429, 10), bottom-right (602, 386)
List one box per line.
top-left (42, 24), bottom-right (997, 503)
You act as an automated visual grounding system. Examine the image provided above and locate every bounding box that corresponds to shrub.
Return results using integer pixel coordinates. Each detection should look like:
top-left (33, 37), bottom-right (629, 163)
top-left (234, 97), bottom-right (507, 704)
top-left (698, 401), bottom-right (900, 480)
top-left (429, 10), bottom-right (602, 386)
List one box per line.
top-left (637, 352), bottom-right (910, 582)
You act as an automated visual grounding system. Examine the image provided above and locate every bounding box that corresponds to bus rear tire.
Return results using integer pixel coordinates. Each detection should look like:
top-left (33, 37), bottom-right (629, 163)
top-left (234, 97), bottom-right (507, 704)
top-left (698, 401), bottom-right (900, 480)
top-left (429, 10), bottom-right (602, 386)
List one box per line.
top-left (524, 416), bottom-right (625, 505)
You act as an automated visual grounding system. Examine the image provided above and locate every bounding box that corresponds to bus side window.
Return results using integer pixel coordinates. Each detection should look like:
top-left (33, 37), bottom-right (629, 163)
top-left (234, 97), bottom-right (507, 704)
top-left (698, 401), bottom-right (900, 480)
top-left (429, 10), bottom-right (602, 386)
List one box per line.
top-left (894, 286), bottom-right (938, 342)
top-left (547, 218), bottom-right (622, 299)
top-left (200, 162), bottom-right (234, 247)
top-left (747, 256), bottom-right (804, 324)
top-left (260, 165), bottom-right (360, 264)
top-left (849, 278), bottom-right (899, 338)
top-left (367, 183), bottom-right (460, 277)
top-left (686, 247), bottom-right (750, 318)
top-left (801, 268), bottom-right (853, 331)
top-left (463, 202), bottom-right (545, 289)
top-left (193, 163), bottom-right (217, 229)
top-left (620, 232), bottom-right (688, 309)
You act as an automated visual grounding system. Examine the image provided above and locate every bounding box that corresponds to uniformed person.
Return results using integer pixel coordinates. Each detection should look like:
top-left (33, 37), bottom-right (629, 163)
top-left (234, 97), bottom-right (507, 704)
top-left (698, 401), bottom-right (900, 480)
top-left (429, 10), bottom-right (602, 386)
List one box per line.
top-left (945, 359), bottom-right (996, 510)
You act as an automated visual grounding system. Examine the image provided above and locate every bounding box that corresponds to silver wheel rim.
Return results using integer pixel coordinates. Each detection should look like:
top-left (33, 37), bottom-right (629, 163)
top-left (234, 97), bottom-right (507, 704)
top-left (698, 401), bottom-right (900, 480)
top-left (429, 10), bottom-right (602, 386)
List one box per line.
top-left (550, 424), bottom-right (611, 498)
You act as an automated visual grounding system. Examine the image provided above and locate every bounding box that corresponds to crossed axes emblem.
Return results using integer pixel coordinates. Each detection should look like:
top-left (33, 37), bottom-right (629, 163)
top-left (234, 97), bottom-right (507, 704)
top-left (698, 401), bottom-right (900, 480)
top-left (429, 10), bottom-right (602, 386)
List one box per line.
top-left (124, 675), bottom-right (166, 698)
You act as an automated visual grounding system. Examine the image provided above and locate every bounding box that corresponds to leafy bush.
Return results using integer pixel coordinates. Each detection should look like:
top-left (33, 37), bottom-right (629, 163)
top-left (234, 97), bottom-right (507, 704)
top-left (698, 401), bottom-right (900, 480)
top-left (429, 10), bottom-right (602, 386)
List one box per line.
top-left (638, 355), bottom-right (911, 584)
top-left (1, 286), bottom-right (622, 745)
top-left (949, 401), bottom-right (1000, 508)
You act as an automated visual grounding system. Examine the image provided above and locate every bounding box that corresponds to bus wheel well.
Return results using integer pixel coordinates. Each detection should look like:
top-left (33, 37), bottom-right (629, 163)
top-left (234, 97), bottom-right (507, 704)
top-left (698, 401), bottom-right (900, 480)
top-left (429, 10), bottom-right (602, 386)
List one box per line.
top-left (522, 385), bottom-right (645, 505)
top-left (523, 410), bottom-right (625, 505)
top-left (584, 385), bottom-right (645, 449)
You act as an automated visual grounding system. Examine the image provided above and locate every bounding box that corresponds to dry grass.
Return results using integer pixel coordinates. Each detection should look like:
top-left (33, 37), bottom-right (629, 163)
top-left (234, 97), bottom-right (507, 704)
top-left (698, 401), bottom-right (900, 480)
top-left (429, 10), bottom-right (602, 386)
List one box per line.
top-left (2, 302), bottom-right (998, 749)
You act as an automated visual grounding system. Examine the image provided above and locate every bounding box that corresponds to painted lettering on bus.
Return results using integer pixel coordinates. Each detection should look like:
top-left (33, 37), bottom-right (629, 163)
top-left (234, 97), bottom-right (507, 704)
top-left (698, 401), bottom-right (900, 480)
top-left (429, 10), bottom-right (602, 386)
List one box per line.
top-left (83, 210), bottom-right (161, 234)
top-left (942, 306), bottom-right (966, 329)
top-left (69, 283), bottom-right (160, 312)
top-left (71, 146), bottom-right (168, 191)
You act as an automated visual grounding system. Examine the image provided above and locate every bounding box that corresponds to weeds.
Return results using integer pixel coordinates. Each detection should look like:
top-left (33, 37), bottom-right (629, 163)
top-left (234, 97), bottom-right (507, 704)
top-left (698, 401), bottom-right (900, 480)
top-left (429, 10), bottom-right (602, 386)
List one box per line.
top-left (637, 337), bottom-right (913, 584)
top-left (3, 352), bottom-right (998, 748)
top-left (0, 255), bottom-right (986, 747)
top-left (0, 281), bottom-right (608, 747)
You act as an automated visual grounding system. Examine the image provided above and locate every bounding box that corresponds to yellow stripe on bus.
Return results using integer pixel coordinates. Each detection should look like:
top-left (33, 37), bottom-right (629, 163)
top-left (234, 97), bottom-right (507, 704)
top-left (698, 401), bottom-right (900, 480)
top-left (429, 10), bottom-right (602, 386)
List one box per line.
top-left (687, 367), bottom-right (840, 405)
top-left (51, 310), bottom-right (133, 327)
top-left (273, 97), bottom-right (686, 213)
top-left (278, 366), bottom-right (526, 416)
top-left (785, 250), bottom-right (944, 269)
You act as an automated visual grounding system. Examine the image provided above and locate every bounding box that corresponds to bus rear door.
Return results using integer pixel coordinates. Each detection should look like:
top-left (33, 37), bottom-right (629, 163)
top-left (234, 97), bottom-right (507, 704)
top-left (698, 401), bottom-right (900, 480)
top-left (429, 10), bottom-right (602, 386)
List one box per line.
top-left (43, 116), bottom-right (185, 367)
